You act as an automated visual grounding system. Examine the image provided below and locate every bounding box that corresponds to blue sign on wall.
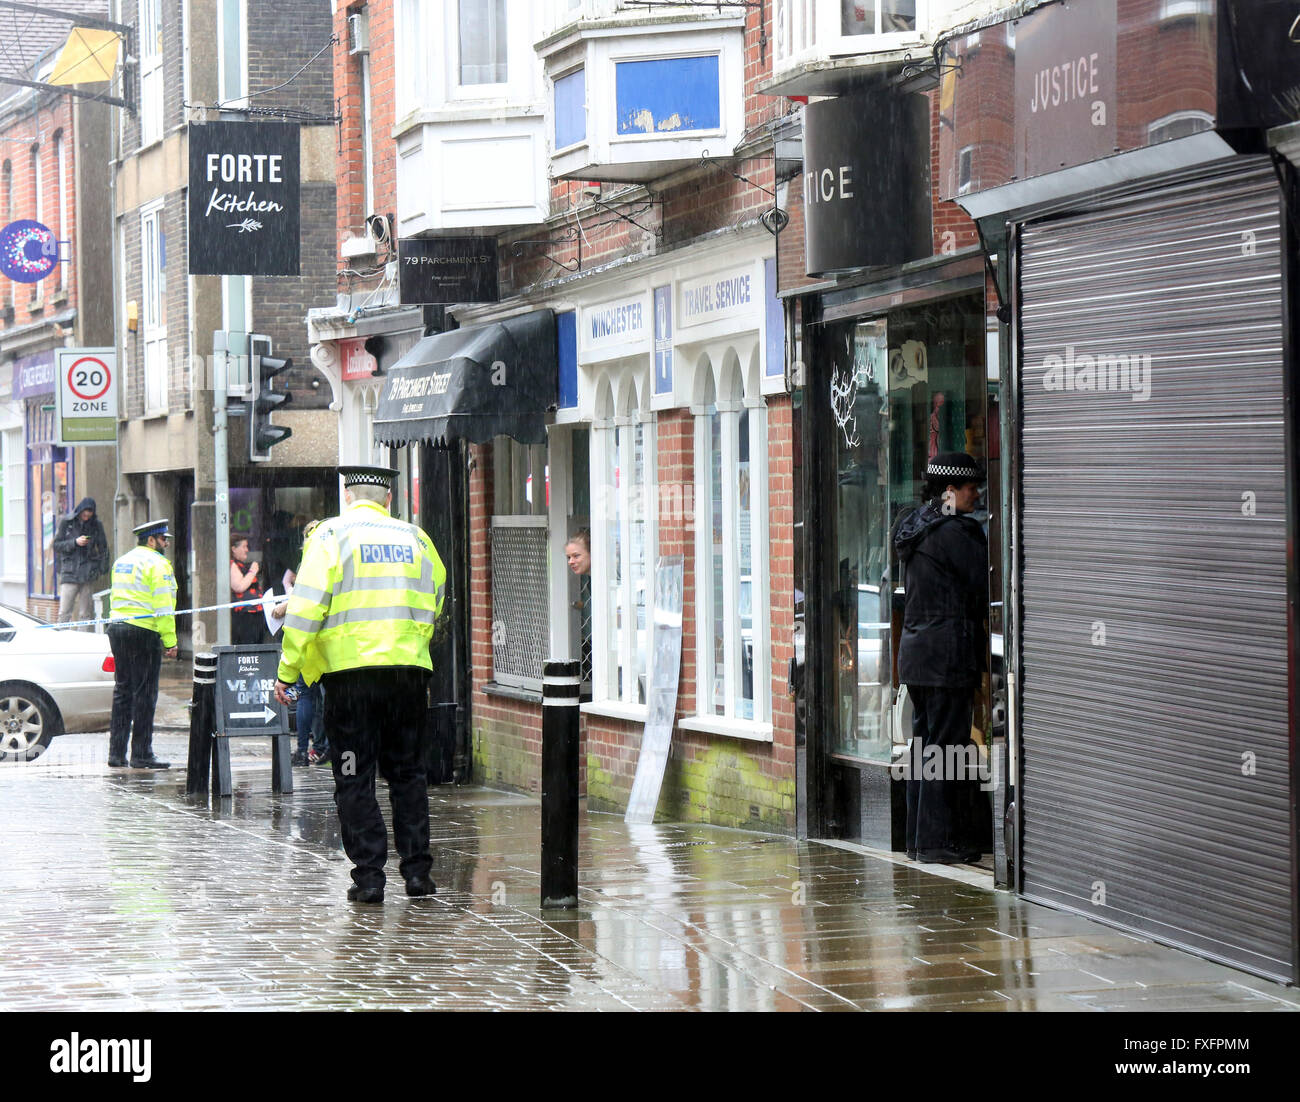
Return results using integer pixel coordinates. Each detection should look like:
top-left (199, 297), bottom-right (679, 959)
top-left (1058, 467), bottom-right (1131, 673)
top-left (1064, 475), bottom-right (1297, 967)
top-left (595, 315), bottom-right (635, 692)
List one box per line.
top-left (0, 220), bottom-right (57, 283)
top-left (615, 56), bottom-right (720, 135)
top-left (555, 69), bottom-right (586, 150)
top-left (764, 258), bottom-right (783, 379)
top-left (653, 286), bottom-right (673, 396)
top-left (557, 311), bottom-right (578, 409)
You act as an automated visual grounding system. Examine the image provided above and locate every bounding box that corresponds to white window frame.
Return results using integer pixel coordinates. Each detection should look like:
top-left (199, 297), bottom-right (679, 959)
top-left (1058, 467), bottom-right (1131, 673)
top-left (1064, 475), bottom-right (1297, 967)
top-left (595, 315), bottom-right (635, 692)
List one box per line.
top-left (450, 0), bottom-right (509, 98)
top-left (691, 359), bottom-right (772, 733)
top-left (217, 0), bottom-right (249, 108)
top-left (588, 375), bottom-right (657, 712)
top-left (140, 0), bottom-right (164, 146)
top-left (29, 145), bottom-right (42, 306)
top-left (1146, 109), bottom-right (1214, 145)
top-left (1159, 0), bottom-right (1212, 18)
top-left (396, 0), bottom-right (430, 117)
top-left (140, 199), bottom-right (168, 415)
top-left (54, 134), bottom-right (68, 292)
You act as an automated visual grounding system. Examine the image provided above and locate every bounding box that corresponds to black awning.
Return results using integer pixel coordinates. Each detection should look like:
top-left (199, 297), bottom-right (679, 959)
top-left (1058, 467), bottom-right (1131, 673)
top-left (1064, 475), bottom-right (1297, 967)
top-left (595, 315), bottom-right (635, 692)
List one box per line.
top-left (372, 309), bottom-right (556, 446)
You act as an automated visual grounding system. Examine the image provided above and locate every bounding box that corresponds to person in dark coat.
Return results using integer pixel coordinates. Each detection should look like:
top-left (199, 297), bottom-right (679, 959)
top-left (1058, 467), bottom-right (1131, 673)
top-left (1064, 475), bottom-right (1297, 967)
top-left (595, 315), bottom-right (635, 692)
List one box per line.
top-left (894, 452), bottom-right (990, 864)
top-left (53, 497), bottom-right (110, 630)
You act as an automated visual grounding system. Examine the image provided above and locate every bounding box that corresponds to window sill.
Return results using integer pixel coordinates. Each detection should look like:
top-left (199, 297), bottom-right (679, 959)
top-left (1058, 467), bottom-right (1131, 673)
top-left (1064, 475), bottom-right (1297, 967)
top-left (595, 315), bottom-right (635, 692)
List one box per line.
top-left (678, 715), bottom-right (773, 743)
top-left (580, 699), bottom-right (647, 724)
top-left (482, 680), bottom-right (542, 705)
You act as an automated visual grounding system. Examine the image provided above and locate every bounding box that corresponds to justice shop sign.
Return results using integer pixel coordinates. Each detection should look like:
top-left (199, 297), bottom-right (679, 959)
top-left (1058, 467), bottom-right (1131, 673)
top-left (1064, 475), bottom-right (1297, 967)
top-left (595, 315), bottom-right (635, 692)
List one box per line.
top-left (188, 121), bottom-right (301, 276)
top-left (55, 348), bottom-right (117, 446)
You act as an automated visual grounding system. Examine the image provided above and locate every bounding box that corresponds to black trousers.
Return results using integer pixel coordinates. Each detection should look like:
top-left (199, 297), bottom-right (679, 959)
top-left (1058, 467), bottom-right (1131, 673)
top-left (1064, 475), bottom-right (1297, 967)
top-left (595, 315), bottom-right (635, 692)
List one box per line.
top-left (905, 684), bottom-right (989, 859)
top-left (322, 667), bottom-right (432, 891)
top-left (107, 623), bottom-right (162, 761)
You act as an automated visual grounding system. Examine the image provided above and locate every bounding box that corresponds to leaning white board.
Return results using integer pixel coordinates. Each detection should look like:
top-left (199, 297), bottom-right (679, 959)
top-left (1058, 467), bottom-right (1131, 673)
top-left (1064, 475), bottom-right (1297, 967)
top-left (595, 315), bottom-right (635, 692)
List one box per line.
top-left (624, 556), bottom-right (684, 825)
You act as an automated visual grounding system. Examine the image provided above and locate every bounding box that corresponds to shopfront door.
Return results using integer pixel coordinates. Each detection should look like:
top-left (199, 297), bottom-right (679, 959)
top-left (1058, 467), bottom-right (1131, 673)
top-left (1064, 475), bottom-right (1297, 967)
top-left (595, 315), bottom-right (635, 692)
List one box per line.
top-left (806, 291), bottom-right (994, 847)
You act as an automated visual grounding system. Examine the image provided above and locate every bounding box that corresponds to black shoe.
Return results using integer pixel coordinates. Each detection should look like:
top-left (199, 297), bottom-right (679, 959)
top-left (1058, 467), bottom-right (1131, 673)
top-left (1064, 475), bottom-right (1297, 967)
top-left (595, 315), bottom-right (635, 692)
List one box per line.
top-left (291, 750), bottom-right (309, 766)
top-left (905, 850), bottom-right (918, 861)
top-left (129, 757), bottom-right (170, 769)
top-left (107, 757), bottom-right (128, 768)
top-left (405, 876), bottom-right (437, 897)
top-left (347, 884), bottom-right (384, 904)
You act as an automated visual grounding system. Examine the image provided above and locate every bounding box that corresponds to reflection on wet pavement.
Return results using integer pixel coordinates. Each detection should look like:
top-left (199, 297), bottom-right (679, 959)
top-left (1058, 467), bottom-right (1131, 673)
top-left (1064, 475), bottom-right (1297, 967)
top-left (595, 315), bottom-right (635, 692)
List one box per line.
top-left (2, 732), bottom-right (1298, 1011)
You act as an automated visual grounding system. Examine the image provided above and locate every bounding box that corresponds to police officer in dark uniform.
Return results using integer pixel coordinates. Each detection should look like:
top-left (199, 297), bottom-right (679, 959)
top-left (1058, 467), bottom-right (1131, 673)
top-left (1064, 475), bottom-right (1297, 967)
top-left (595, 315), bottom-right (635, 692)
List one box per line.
top-left (894, 453), bottom-right (990, 864)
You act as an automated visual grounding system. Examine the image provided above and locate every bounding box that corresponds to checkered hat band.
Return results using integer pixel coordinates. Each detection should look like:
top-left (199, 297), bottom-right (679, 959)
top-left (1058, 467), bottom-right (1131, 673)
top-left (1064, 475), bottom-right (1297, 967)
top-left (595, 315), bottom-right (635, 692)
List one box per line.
top-left (926, 464), bottom-right (978, 480)
top-left (343, 472), bottom-right (392, 486)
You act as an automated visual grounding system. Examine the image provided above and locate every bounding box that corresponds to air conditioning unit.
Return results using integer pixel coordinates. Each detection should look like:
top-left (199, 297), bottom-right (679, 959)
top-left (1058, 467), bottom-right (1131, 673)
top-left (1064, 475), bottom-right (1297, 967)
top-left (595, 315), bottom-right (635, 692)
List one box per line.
top-left (348, 11), bottom-right (370, 55)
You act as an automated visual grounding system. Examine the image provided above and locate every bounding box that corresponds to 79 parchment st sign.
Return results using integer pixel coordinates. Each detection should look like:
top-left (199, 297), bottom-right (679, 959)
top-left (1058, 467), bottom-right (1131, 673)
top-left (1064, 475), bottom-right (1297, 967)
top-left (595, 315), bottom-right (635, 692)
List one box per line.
top-left (398, 237), bottom-right (499, 304)
top-left (187, 121), bottom-right (301, 276)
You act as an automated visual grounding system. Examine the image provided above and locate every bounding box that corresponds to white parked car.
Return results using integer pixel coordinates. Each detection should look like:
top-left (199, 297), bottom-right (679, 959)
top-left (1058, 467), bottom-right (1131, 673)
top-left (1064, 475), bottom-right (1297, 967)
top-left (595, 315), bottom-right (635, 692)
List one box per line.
top-left (0, 605), bottom-right (115, 762)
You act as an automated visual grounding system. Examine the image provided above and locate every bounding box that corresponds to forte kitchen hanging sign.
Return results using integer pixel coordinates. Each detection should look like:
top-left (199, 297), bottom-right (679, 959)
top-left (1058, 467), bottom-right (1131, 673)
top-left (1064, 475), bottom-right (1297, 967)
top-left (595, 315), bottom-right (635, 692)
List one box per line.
top-left (187, 121), bottom-right (301, 276)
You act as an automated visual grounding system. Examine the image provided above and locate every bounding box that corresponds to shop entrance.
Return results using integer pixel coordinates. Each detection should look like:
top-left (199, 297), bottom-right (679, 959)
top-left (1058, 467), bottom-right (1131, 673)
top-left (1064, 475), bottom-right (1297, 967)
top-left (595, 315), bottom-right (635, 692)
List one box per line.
top-left (802, 290), bottom-right (1000, 851)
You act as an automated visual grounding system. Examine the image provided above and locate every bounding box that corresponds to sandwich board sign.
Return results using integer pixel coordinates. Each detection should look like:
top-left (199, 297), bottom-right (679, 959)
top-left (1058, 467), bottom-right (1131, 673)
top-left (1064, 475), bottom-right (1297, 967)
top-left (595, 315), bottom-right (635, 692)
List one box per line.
top-left (214, 644), bottom-right (289, 736)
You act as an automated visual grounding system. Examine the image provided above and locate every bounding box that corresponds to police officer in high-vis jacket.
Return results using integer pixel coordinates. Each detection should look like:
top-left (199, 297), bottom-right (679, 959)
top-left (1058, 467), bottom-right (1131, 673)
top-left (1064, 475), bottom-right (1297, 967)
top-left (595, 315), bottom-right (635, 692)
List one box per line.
top-left (107, 519), bottom-right (178, 769)
top-left (274, 466), bottom-right (446, 903)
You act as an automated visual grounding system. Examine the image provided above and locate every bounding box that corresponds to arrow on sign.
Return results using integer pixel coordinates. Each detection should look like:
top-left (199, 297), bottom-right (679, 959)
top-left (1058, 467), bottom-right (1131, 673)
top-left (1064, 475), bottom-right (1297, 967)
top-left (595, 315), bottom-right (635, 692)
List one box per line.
top-left (231, 706), bottom-right (277, 723)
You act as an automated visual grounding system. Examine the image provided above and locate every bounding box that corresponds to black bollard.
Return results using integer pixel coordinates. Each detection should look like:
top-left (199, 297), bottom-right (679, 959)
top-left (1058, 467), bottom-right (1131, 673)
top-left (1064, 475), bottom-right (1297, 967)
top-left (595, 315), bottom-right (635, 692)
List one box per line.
top-left (185, 653), bottom-right (218, 795)
top-left (540, 659), bottom-right (581, 909)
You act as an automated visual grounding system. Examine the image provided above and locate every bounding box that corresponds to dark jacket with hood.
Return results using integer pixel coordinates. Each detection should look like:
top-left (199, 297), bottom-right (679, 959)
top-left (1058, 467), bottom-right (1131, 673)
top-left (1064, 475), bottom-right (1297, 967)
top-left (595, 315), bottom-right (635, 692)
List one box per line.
top-left (53, 497), bottom-right (110, 585)
top-left (894, 501), bottom-right (988, 688)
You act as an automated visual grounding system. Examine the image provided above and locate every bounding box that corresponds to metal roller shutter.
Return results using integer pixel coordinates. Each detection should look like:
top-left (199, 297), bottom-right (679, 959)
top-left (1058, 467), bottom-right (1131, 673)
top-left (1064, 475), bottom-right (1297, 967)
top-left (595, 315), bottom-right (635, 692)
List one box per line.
top-left (1017, 160), bottom-right (1295, 982)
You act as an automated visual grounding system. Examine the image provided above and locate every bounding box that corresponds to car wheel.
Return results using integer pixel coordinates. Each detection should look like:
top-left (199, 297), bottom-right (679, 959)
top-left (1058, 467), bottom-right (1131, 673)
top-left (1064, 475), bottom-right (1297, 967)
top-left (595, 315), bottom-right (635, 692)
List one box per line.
top-left (0, 682), bottom-right (62, 762)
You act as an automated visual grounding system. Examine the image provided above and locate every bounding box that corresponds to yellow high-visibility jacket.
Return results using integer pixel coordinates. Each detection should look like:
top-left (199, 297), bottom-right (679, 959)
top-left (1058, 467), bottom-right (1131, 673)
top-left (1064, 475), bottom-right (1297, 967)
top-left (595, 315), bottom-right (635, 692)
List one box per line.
top-left (277, 499), bottom-right (446, 685)
top-left (108, 544), bottom-right (178, 648)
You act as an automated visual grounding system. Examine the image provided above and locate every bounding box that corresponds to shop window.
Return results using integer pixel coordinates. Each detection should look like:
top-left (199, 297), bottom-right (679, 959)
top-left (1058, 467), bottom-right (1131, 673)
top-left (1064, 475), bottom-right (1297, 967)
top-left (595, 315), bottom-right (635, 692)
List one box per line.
top-left (491, 437), bottom-right (549, 689)
top-left (695, 355), bottom-right (770, 725)
top-left (26, 428), bottom-right (68, 601)
top-left (591, 376), bottom-right (655, 707)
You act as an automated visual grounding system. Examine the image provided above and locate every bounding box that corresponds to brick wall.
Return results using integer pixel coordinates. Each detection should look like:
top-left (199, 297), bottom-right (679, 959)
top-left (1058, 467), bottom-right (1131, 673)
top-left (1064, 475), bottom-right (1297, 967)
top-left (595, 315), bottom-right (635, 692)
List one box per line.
top-left (0, 93), bottom-right (77, 323)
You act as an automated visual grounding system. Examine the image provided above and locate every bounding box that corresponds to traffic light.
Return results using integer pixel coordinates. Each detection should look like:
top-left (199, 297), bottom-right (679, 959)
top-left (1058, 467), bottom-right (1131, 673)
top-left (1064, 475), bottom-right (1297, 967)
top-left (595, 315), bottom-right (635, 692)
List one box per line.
top-left (249, 334), bottom-right (293, 462)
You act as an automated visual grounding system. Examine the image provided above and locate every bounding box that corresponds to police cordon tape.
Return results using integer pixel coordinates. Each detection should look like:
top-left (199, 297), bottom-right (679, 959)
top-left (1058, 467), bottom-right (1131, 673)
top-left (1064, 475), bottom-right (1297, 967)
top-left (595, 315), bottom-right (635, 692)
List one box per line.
top-left (33, 594), bottom-right (281, 631)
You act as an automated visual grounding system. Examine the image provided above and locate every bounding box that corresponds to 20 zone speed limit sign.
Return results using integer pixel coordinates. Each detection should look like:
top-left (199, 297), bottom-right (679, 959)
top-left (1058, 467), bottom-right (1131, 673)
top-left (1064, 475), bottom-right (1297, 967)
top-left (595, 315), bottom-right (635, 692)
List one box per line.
top-left (55, 348), bottom-right (118, 446)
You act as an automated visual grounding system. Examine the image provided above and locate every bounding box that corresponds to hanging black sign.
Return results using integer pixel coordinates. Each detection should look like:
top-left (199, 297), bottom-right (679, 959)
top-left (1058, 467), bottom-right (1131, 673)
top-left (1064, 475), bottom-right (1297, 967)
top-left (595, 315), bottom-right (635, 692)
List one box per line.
top-left (802, 90), bottom-right (932, 277)
top-left (188, 121), bottom-right (300, 276)
top-left (398, 237), bottom-right (499, 304)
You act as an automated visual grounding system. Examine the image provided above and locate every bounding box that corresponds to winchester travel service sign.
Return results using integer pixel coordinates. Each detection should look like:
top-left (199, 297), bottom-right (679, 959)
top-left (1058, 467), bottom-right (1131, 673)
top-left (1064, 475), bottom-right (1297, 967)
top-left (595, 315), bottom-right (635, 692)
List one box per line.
top-left (188, 121), bottom-right (301, 276)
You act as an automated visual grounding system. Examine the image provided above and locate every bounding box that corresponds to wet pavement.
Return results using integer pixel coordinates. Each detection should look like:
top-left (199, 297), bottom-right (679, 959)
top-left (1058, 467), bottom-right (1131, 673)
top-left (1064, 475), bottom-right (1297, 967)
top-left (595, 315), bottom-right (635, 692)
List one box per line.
top-left (3, 721), bottom-right (1299, 1013)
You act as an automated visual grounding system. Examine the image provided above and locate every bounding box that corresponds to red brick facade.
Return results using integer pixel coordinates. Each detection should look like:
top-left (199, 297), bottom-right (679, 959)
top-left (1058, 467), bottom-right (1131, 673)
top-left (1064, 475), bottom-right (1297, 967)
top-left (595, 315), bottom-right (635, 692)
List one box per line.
top-left (0, 95), bottom-right (77, 321)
